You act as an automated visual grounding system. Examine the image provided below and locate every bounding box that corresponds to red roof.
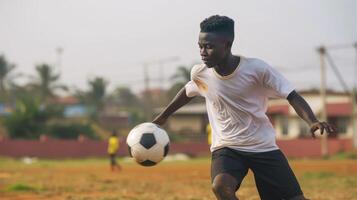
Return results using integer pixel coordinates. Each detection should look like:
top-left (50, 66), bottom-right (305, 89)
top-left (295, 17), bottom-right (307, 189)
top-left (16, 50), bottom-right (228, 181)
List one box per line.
top-left (267, 102), bottom-right (353, 117)
top-left (49, 96), bottom-right (79, 105)
top-left (326, 102), bottom-right (352, 116)
top-left (267, 105), bottom-right (289, 115)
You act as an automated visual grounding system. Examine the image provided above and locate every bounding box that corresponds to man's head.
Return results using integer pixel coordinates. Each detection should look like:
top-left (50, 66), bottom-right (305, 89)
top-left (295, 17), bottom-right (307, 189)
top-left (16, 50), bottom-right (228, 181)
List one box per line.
top-left (111, 130), bottom-right (117, 137)
top-left (198, 15), bottom-right (235, 68)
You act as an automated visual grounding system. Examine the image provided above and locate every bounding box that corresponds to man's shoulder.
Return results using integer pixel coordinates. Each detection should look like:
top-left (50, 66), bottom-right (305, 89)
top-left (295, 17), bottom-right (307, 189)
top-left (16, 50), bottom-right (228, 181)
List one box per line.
top-left (242, 57), bottom-right (268, 67)
top-left (191, 64), bottom-right (206, 78)
top-left (191, 64), bottom-right (206, 72)
top-left (240, 57), bottom-right (270, 73)
top-left (109, 137), bottom-right (118, 141)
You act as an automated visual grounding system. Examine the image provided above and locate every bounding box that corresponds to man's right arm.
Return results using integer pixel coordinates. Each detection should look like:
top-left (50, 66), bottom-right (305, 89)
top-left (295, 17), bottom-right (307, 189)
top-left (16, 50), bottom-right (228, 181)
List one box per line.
top-left (152, 87), bottom-right (194, 126)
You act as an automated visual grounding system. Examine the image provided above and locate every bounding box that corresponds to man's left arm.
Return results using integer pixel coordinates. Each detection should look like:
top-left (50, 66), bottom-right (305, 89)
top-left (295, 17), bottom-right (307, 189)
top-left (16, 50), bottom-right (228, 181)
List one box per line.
top-left (287, 90), bottom-right (335, 138)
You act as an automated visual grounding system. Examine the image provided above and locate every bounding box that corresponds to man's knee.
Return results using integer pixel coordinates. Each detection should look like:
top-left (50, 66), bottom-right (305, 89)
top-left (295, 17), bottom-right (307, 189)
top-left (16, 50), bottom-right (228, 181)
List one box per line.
top-left (212, 173), bottom-right (239, 200)
top-left (212, 181), bottom-right (235, 195)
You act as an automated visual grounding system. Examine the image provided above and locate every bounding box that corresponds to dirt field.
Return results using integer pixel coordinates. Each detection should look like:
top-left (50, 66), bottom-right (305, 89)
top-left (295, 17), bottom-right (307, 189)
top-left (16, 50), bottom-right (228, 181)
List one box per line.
top-left (0, 155), bottom-right (357, 200)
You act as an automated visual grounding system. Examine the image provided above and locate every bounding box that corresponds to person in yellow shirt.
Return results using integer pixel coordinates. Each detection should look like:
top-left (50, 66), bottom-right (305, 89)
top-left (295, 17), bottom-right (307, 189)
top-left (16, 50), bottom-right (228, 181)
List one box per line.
top-left (206, 123), bottom-right (212, 145)
top-left (108, 130), bottom-right (122, 172)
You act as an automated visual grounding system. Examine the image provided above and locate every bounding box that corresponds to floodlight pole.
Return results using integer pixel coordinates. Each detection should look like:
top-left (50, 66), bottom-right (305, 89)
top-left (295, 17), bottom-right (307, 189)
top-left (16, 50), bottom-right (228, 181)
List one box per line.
top-left (317, 46), bottom-right (328, 157)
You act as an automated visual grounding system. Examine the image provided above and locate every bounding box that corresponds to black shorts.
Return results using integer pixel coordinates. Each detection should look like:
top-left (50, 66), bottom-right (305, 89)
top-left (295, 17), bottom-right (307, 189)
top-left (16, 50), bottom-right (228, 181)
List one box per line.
top-left (211, 147), bottom-right (303, 200)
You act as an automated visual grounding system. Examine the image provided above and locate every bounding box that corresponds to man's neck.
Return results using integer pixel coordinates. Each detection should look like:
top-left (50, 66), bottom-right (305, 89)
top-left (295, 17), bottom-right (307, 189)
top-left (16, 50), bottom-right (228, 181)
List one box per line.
top-left (214, 54), bottom-right (240, 76)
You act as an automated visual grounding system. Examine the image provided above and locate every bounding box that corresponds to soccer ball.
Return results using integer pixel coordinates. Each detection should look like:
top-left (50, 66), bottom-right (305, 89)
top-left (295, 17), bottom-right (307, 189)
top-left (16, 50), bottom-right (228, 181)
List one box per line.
top-left (126, 122), bottom-right (170, 166)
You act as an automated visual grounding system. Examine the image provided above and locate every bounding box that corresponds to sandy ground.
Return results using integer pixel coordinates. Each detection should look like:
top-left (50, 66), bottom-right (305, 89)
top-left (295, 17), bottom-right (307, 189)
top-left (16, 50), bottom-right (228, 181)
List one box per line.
top-left (0, 157), bottom-right (357, 200)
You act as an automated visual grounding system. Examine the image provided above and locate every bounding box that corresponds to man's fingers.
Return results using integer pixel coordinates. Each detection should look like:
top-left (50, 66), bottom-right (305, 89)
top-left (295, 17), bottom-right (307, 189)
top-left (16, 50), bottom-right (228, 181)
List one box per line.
top-left (313, 122), bottom-right (325, 135)
top-left (323, 122), bottom-right (333, 134)
top-left (311, 125), bottom-right (318, 132)
top-left (310, 126), bottom-right (317, 133)
top-left (311, 131), bottom-right (316, 138)
top-left (310, 122), bottom-right (336, 138)
top-left (319, 124), bottom-right (324, 135)
top-left (323, 123), bottom-right (330, 134)
top-left (310, 123), bottom-right (324, 135)
top-left (310, 125), bottom-right (318, 138)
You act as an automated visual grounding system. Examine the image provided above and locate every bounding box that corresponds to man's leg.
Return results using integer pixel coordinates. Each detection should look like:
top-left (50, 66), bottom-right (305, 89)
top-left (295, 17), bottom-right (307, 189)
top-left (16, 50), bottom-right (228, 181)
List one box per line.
top-left (211, 148), bottom-right (249, 200)
top-left (212, 173), bottom-right (239, 200)
top-left (109, 154), bottom-right (116, 171)
top-left (248, 149), bottom-right (307, 200)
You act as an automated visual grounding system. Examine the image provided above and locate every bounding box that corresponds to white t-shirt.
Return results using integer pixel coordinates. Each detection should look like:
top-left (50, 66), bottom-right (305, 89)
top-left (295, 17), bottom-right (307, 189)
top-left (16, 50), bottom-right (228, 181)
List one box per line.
top-left (185, 56), bottom-right (295, 152)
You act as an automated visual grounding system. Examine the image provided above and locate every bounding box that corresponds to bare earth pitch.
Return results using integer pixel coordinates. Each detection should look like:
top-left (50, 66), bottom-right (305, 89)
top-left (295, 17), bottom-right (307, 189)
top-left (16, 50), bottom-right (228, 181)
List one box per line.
top-left (0, 157), bottom-right (357, 200)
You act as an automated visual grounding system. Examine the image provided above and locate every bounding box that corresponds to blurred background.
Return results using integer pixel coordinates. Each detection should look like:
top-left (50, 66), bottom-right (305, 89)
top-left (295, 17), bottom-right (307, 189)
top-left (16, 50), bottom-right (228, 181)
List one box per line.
top-left (0, 1), bottom-right (357, 199)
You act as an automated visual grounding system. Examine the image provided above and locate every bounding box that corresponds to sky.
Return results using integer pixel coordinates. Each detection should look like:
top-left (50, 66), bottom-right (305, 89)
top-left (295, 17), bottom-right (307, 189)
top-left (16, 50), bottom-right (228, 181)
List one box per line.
top-left (0, 0), bottom-right (356, 94)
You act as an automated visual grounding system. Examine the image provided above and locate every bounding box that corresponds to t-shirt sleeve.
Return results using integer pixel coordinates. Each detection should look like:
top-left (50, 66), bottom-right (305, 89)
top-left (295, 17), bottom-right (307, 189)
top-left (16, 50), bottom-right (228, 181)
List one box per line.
top-left (261, 63), bottom-right (295, 98)
top-left (185, 81), bottom-right (200, 97)
top-left (184, 65), bottom-right (202, 97)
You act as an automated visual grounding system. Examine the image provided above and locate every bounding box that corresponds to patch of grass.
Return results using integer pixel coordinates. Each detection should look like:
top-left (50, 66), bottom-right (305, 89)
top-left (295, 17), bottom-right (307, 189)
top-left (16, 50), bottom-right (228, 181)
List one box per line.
top-left (329, 151), bottom-right (357, 160)
top-left (302, 171), bottom-right (335, 179)
top-left (344, 177), bottom-right (357, 187)
top-left (6, 183), bottom-right (37, 192)
top-left (352, 191), bottom-right (357, 199)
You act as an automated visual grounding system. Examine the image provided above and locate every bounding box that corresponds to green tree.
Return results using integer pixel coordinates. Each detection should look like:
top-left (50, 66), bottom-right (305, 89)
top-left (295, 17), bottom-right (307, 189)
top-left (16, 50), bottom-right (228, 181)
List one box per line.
top-left (113, 86), bottom-right (138, 107)
top-left (76, 77), bottom-right (108, 119)
top-left (0, 55), bottom-right (16, 99)
top-left (31, 64), bottom-right (67, 102)
top-left (167, 65), bottom-right (191, 99)
top-left (48, 123), bottom-right (97, 139)
top-left (171, 65), bottom-right (191, 84)
top-left (87, 77), bottom-right (108, 109)
top-left (3, 95), bottom-right (62, 139)
top-left (110, 86), bottom-right (146, 125)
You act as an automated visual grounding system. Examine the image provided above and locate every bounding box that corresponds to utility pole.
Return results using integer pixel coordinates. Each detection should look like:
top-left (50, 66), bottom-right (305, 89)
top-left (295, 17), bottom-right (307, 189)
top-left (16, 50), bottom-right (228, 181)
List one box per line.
top-left (157, 56), bottom-right (180, 89)
top-left (142, 56), bottom-right (179, 91)
top-left (141, 56), bottom-right (179, 120)
top-left (317, 46), bottom-right (329, 157)
top-left (353, 42), bottom-right (357, 148)
top-left (319, 43), bottom-right (357, 150)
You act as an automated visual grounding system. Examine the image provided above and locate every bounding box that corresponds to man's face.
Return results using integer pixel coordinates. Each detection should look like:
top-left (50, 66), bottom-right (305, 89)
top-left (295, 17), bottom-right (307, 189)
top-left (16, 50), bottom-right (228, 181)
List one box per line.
top-left (198, 32), bottom-right (231, 68)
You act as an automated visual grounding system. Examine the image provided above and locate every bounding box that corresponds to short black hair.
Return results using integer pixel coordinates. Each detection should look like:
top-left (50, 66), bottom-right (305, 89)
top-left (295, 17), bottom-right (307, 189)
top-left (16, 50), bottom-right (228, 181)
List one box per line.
top-left (200, 15), bottom-right (235, 40)
top-left (111, 130), bottom-right (117, 136)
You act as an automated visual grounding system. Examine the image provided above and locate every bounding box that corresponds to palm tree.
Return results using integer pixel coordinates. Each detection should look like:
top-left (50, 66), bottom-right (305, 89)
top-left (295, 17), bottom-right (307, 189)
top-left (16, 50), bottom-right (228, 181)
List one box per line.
top-left (87, 77), bottom-right (108, 109)
top-left (171, 65), bottom-right (191, 84)
top-left (31, 63), bottom-right (67, 102)
top-left (112, 86), bottom-right (138, 107)
top-left (167, 65), bottom-right (191, 99)
top-left (0, 55), bottom-right (16, 98)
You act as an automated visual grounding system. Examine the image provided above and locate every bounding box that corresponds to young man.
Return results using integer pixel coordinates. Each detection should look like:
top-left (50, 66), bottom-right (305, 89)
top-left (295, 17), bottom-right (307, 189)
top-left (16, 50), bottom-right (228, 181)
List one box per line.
top-left (107, 130), bottom-right (122, 172)
top-left (153, 15), bottom-right (335, 200)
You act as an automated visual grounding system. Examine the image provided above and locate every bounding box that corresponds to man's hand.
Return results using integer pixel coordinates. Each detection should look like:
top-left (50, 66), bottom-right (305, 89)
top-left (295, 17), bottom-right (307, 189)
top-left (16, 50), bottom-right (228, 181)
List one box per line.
top-left (287, 91), bottom-right (336, 139)
top-left (309, 121), bottom-right (336, 138)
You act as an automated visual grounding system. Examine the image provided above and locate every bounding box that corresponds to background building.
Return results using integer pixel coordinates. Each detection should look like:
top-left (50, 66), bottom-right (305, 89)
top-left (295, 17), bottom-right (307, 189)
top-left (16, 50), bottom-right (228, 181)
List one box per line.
top-left (162, 90), bottom-right (356, 140)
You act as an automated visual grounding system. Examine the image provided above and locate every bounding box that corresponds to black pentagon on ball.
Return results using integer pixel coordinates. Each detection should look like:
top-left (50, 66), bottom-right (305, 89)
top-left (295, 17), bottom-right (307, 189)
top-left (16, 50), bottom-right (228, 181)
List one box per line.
top-left (139, 133), bottom-right (156, 149)
top-left (164, 143), bottom-right (169, 157)
top-left (140, 160), bottom-right (157, 166)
